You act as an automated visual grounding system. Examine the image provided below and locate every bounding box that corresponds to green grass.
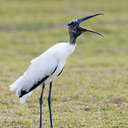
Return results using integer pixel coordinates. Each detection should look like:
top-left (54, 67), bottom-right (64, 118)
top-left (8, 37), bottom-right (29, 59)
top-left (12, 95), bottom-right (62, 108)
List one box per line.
top-left (0, 0), bottom-right (128, 127)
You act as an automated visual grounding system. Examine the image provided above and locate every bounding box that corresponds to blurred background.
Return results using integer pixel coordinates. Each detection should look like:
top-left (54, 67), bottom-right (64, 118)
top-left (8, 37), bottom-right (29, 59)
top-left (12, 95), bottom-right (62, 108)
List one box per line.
top-left (0, 0), bottom-right (128, 127)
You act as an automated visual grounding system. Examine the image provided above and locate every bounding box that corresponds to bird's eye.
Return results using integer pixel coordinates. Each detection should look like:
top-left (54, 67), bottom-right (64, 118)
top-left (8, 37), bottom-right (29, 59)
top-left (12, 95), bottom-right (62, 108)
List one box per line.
top-left (67, 20), bottom-right (77, 26)
top-left (67, 21), bottom-right (74, 26)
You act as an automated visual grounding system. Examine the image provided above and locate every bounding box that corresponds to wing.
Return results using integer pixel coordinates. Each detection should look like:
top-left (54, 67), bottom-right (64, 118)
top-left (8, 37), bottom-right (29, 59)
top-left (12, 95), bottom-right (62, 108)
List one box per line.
top-left (21, 52), bottom-right (58, 92)
top-left (19, 43), bottom-right (68, 96)
top-left (30, 55), bottom-right (40, 63)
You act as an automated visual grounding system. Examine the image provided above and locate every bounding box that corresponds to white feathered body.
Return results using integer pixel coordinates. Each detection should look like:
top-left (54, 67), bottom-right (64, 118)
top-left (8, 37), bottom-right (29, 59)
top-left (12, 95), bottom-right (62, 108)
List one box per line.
top-left (10, 43), bottom-right (76, 103)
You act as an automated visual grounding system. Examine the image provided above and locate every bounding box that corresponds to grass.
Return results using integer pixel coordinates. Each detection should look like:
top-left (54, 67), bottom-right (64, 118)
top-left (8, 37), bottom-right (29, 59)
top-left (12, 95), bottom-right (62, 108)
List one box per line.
top-left (0, 0), bottom-right (128, 127)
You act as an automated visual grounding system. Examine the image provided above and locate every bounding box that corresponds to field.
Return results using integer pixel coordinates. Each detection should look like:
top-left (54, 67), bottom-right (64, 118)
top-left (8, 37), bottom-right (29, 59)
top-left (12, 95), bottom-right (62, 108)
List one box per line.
top-left (0, 0), bottom-right (128, 127)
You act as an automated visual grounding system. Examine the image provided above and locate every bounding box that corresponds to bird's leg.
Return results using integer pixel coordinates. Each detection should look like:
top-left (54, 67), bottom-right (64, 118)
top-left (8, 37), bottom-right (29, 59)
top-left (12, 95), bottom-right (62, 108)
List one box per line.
top-left (48, 82), bottom-right (53, 128)
top-left (39, 83), bottom-right (45, 128)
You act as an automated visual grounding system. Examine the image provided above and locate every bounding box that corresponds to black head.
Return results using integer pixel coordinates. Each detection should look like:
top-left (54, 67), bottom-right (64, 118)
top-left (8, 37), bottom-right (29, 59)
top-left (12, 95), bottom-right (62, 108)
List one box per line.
top-left (68, 20), bottom-right (82, 38)
top-left (67, 13), bottom-right (104, 44)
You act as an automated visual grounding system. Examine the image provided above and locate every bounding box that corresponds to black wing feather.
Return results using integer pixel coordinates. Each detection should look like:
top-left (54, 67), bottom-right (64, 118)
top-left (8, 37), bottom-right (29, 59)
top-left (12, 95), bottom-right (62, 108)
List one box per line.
top-left (19, 66), bottom-right (58, 98)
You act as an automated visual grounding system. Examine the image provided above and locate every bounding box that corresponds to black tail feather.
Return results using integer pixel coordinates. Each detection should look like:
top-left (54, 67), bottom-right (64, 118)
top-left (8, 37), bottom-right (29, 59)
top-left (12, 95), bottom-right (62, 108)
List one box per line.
top-left (19, 75), bottom-right (49, 98)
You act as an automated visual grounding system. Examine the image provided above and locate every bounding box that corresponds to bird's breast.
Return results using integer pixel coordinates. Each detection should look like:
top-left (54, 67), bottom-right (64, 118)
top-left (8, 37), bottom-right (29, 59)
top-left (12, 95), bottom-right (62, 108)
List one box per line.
top-left (55, 43), bottom-right (76, 60)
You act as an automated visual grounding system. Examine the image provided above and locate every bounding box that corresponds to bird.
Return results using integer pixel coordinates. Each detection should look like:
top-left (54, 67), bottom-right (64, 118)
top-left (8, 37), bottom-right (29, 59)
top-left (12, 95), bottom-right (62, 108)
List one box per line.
top-left (10, 13), bottom-right (103, 128)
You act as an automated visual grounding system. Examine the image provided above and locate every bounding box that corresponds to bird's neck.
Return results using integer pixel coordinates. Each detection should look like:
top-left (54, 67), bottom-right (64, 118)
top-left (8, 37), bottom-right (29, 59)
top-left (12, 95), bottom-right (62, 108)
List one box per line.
top-left (70, 37), bottom-right (77, 44)
top-left (65, 42), bottom-right (76, 57)
top-left (69, 33), bottom-right (77, 45)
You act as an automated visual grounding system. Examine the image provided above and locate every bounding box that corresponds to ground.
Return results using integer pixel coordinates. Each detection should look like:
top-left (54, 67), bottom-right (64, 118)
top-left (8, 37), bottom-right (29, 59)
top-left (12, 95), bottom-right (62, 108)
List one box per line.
top-left (0, 0), bottom-right (128, 128)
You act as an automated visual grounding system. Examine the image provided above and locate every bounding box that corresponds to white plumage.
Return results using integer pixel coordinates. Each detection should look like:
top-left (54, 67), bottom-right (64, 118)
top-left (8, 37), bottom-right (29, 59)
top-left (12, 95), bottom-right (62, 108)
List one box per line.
top-left (10, 14), bottom-right (103, 128)
top-left (10, 43), bottom-right (76, 103)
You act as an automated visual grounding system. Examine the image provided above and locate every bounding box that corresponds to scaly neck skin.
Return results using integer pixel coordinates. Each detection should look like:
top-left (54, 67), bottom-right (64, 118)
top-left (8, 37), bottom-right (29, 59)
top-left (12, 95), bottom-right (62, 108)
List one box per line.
top-left (62, 35), bottom-right (76, 59)
top-left (69, 32), bottom-right (77, 45)
top-left (67, 35), bottom-right (77, 56)
top-left (70, 36), bottom-right (77, 45)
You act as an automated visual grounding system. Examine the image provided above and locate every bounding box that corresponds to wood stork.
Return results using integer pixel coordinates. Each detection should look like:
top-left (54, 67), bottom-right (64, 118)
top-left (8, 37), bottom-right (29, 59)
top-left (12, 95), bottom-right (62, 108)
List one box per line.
top-left (10, 13), bottom-right (103, 128)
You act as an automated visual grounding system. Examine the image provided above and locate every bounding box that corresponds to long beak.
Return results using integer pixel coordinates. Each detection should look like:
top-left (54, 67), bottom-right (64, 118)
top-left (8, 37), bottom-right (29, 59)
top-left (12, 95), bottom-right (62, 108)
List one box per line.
top-left (79, 27), bottom-right (104, 37)
top-left (77, 13), bottom-right (104, 37)
top-left (77, 13), bottom-right (104, 23)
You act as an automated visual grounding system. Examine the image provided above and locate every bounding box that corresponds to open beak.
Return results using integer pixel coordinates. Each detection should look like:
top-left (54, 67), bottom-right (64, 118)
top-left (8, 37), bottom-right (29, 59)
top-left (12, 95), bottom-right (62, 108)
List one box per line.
top-left (78, 26), bottom-right (104, 37)
top-left (77, 13), bottom-right (104, 37)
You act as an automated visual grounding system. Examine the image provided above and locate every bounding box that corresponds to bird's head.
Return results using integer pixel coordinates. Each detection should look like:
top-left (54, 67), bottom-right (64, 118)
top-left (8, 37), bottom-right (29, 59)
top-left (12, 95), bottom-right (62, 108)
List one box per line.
top-left (67, 13), bottom-right (104, 44)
